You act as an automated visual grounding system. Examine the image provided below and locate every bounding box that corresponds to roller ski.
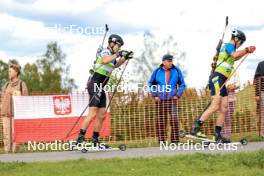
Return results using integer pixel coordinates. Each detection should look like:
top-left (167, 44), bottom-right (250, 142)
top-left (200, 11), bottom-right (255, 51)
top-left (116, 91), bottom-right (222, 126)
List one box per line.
top-left (184, 133), bottom-right (248, 146)
top-left (189, 119), bottom-right (208, 138)
top-left (181, 131), bottom-right (248, 146)
top-left (72, 135), bottom-right (126, 153)
top-left (77, 142), bottom-right (126, 153)
top-left (179, 119), bottom-right (248, 146)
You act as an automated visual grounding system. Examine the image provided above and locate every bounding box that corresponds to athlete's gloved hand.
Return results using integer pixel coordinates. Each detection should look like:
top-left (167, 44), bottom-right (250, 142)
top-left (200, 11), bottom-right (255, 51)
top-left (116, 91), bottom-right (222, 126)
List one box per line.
top-left (245, 46), bottom-right (256, 53)
top-left (211, 61), bottom-right (217, 69)
top-left (124, 51), bottom-right (134, 60)
top-left (118, 50), bottom-right (134, 60)
top-left (117, 50), bottom-right (127, 57)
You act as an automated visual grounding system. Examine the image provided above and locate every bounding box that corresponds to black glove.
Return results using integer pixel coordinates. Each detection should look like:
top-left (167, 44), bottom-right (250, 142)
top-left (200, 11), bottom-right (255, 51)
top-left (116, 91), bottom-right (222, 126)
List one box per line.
top-left (117, 50), bottom-right (134, 60)
top-left (123, 51), bottom-right (134, 60)
top-left (115, 50), bottom-right (125, 58)
top-left (118, 50), bottom-right (127, 57)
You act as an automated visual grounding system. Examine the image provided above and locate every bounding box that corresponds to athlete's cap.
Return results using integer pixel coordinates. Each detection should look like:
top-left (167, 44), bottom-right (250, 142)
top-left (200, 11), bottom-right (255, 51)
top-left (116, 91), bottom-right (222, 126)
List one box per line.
top-left (162, 54), bottom-right (173, 61)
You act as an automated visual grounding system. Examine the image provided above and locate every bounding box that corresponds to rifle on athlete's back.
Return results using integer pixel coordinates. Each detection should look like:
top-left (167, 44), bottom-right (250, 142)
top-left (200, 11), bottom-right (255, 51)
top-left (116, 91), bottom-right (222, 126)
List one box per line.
top-left (86, 24), bottom-right (109, 87)
top-left (207, 16), bottom-right (229, 88)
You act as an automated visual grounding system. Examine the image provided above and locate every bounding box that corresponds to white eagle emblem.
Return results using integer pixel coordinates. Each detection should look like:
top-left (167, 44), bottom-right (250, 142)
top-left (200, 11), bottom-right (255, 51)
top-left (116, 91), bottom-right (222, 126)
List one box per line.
top-left (53, 96), bottom-right (72, 115)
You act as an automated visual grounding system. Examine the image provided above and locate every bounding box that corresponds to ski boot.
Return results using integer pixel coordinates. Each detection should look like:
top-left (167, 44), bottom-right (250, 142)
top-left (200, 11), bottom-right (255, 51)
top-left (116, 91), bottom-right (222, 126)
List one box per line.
top-left (75, 134), bottom-right (86, 145)
top-left (191, 119), bottom-right (207, 138)
top-left (213, 133), bottom-right (228, 143)
top-left (91, 137), bottom-right (110, 149)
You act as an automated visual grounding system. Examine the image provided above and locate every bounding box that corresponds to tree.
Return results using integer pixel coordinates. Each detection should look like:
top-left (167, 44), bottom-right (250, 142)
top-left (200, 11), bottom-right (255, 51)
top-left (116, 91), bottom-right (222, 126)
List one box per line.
top-left (35, 42), bottom-right (77, 93)
top-left (21, 63), bottom-right (41, 93)
top-left (0, 59), bottom-right (20, 89)
top-left (8, 59), bottom-right (19, 65)
top-left (129, 31), bottom-right (160, 85)
top-left (160, 35), bottom-right (187, 77)
top-left (0, 42), bottom-right (77, 93)
top-left (0, 60), bottom-right (8, 88)
top-left (129, 31), bottom-right (187, 86)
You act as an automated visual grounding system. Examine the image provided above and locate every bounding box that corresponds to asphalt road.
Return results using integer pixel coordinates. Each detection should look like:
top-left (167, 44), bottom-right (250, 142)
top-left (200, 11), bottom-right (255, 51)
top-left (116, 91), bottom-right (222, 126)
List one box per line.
top-left (0, 142), bottom-right (264, 163)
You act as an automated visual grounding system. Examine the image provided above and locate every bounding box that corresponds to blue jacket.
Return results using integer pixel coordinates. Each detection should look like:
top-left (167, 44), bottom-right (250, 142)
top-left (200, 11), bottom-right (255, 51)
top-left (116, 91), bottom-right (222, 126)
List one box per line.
top-left (149, 65), bottom-right (185, 100)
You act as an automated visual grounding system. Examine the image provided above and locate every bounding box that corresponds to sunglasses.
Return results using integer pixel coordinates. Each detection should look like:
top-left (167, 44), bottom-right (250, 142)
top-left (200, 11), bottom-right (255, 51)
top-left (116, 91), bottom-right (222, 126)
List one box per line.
top-left (239, 40), bottom-right (244, 45)
top-left (115, 42), bottom-right (122, 47)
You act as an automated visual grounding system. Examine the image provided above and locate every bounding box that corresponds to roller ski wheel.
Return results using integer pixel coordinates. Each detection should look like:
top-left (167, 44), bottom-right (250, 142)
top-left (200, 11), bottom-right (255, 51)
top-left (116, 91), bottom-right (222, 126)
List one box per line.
top-left (179, 130), bottom-right (186, 138)
top-left (98, 143), bottom-right (110, 149)
top-left (240, 138), bottom-right (248, 146)
top-left (81, 148), bottom-right (88, 153)
top-left (118, 144), bottom-right (126, 151)
top-left (203, 141), bottom-right (211, 147)
top-left (69, 145), bottom-right (74, 151)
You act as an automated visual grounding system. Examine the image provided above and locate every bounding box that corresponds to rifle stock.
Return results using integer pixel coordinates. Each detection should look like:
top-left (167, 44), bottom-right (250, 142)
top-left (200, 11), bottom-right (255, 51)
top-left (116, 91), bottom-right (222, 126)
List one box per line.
top-left (209, 17), bottom-right (228, 78)
top-left (210, 39), bottom-right (223, 74)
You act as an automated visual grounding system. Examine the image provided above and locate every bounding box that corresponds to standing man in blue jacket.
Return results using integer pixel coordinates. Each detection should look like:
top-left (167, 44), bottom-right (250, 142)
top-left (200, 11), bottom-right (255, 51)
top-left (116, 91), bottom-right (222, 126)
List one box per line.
top-left (149, 54), bottom-right (185, 144)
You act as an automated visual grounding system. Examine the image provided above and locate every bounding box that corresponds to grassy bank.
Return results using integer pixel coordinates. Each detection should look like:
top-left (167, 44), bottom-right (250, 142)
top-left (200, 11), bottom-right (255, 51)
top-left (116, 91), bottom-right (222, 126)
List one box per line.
top-left (0, 150), bottom-right (264, 176)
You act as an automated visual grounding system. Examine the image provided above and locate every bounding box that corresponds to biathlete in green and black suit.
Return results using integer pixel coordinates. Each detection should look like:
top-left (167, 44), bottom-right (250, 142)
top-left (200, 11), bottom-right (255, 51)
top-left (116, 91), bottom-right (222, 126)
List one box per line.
top-left (191, 29), bottom-right (256, 142)
top-left (76, 34), bottom-right (133, 145)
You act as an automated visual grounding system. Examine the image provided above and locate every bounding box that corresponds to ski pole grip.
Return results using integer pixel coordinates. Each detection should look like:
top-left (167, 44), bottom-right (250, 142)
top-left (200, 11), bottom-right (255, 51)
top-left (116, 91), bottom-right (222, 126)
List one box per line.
top-left (225, 16), bottom-right (228, 27)
top-left (216, 39), bottom-right (222, 52)
top-left (105, 24), bottom-right (109, 31)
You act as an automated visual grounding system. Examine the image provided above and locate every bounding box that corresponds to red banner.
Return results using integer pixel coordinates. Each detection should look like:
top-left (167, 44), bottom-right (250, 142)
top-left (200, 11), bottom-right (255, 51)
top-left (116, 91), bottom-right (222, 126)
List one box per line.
top-left (13, 94), bottom-right (110, 142)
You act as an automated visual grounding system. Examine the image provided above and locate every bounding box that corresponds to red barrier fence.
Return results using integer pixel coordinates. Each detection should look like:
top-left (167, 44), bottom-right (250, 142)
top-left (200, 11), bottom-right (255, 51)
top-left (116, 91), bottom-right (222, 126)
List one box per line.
top-left (0, 80), bottom-right (263, 151)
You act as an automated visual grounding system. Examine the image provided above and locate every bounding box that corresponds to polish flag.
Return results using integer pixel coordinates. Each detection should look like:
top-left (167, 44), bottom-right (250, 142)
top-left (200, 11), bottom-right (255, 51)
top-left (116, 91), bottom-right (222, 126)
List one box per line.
top-left (13, 93), bottom-right (110, 143)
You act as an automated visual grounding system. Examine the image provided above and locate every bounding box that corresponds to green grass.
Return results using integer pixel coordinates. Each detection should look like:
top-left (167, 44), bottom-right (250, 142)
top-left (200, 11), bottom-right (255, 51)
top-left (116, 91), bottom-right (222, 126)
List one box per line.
top-left (0, 150), bottom-right (264, 176)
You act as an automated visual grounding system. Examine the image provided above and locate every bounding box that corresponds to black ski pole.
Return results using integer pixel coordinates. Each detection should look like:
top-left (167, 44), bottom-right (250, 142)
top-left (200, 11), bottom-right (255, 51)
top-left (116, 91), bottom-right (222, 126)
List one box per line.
top-left (200, 16), bottom-right (229, 116)
top-left (66, 24), bottom-right (110, 138)
top-left (199, 53), bottom-right (249, 118)
top-left (105, 60), bottom-right (130, 112)
top-left (65, 59), bottom-right (130, 139)
top-left (210, 16), bottom-right (229, 76)
top-left (90, 24), bottom-right (110, 75)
